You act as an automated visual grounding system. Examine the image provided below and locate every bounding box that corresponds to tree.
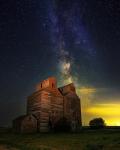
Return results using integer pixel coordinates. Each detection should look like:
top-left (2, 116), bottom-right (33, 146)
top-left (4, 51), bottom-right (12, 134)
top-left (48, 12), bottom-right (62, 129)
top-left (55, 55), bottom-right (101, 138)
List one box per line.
top-left (89, 118), bottom-right (106, 129)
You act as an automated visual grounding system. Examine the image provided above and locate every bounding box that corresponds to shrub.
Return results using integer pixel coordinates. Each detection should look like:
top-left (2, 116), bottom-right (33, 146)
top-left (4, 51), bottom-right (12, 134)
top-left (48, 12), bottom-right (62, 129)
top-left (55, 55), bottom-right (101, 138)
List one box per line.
top-left (89, 118), bottom-right (106, 129)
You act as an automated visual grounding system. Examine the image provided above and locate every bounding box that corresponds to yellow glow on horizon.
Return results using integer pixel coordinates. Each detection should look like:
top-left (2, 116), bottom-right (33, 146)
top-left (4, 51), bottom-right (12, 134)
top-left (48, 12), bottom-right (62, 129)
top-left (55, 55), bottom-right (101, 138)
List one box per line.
top-left (107, 120), bottom-right (120, 126)
top-left (86, 104), bottom-right (120, 116)
top-left (86, 103), bottom-right (120, 126)
top-left (76, 87), bottom-right (120, 126)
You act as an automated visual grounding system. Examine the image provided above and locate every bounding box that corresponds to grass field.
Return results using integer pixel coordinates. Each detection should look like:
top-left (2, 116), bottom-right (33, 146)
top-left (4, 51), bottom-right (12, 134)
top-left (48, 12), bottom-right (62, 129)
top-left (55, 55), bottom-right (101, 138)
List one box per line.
top-left (0, 128), bottom-right (120, 150)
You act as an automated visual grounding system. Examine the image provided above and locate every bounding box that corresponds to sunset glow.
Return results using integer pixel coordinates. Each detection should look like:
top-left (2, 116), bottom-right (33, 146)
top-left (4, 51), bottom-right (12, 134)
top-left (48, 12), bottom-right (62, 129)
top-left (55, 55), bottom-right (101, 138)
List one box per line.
top-left (86, 103), bottom-right (120, 126)
top-left (76, 87), bottom-right (120, 126)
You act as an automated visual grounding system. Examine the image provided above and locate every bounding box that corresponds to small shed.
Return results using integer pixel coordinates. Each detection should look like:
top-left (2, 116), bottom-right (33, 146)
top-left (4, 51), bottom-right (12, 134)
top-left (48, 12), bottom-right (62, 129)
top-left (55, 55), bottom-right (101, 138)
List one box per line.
top-left (13, 115), bottom-right (37, 133)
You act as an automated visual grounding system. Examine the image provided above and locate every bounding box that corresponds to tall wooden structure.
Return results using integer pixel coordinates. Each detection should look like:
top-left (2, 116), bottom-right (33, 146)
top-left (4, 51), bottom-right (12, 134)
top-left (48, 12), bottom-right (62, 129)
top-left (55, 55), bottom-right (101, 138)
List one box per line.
top-left (13, 77), bottom-right (82, 133)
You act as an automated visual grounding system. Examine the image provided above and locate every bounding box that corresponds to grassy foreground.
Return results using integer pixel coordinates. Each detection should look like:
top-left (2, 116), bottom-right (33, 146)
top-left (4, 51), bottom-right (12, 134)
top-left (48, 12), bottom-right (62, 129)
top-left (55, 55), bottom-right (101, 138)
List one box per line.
top-left (0, 129), bottom-right (120, 150)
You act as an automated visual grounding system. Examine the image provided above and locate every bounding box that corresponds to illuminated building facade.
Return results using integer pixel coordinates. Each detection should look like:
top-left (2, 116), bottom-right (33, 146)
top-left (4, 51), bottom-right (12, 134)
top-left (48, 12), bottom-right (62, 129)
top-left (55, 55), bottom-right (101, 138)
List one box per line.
top-left (13, 77), bottom-right (82, 133)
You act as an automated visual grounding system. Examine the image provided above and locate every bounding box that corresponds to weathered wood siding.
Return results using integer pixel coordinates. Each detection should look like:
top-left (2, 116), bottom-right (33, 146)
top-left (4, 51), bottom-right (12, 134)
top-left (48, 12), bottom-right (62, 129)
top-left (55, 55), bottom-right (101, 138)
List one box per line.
top-left (14, 77), bottom-right (82, 133)
top-left (21, 115), bottom-right (37, 133)
top-left (64, 93), bottom-right (82, 125)
top-left (50, 95), bottom-right (63, 127)
top-left (39, 91), bottom-right (51, 132)
top-left (59, 83), bottom-right (82, 130)
top-left (13, 115), bottom-right (37, 133)
top-left (27, 89), bottom-right (64, 132)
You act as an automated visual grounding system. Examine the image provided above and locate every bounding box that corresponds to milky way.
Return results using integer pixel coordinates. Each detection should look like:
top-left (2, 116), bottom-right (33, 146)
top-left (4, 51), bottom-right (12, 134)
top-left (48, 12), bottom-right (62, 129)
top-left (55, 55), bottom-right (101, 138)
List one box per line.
top-left (43, 0), bottom-right (98, 87)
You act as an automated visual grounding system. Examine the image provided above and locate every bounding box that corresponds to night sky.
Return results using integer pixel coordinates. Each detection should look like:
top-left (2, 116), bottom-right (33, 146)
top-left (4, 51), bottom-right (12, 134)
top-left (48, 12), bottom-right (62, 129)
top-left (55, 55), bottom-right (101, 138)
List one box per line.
top-left (0, 0), bottom-right (120, 126)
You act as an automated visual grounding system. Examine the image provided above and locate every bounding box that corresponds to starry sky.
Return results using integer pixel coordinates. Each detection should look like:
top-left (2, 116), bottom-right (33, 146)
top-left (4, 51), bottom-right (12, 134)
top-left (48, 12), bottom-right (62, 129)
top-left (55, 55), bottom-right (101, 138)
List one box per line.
top-left (0, 0), bottom-right (120, 126)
